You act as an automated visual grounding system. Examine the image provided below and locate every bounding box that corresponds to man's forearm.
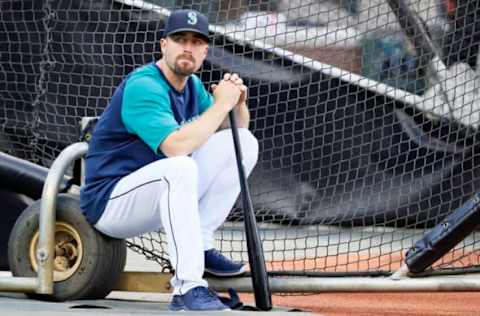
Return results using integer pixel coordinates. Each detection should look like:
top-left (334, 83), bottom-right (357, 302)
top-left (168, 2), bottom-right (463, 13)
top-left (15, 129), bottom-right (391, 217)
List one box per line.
top-left (219, 102), bottom-right (250, 130)
top-left (160, 102), bottom-right (230, 156)
top-left (236, 102), bottom-right (250, 128)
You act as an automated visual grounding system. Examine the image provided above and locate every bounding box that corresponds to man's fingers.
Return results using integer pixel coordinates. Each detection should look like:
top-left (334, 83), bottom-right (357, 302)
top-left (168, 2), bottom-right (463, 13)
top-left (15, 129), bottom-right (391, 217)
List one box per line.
top-left (220, 79), bottom-right (241, 89)
top-left (230, 73), bottom-right (239, 81)
top-left (230, 73), bottom-right (244, 86)
top-left (211, 84), bottom-right (217, 90)
top-left (223, 73), bottom-right (244, 86)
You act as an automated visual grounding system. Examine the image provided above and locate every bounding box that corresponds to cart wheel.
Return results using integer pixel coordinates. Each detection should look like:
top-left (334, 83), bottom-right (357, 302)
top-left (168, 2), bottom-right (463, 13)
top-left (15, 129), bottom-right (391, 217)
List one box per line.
top-left (8, 194), bottom-right (126, 301)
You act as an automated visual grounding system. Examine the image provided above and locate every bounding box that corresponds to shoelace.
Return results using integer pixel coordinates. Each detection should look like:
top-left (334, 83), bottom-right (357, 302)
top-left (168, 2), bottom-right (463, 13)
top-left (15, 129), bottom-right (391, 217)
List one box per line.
top-left (207, 249), bottom-right (228, 262)
top-left (192, 287), bottom-right (219, 302)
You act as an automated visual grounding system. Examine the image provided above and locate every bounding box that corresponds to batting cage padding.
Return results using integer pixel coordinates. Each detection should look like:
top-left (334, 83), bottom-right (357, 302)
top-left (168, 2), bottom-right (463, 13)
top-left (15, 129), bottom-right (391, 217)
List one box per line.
top-left (2, 0), bottom-right (480, 277)
top-left (0, 151), bottom-right (72, 199)
top-left (0, 190), bottom-right (31, 271)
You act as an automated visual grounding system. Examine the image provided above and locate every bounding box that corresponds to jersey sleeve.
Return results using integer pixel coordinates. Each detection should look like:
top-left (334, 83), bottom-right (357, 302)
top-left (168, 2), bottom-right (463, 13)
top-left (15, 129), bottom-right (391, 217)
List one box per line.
top-left (193, 74), bottom-right (214, 114)
top-left (122, 75), bottom-right (178, 155)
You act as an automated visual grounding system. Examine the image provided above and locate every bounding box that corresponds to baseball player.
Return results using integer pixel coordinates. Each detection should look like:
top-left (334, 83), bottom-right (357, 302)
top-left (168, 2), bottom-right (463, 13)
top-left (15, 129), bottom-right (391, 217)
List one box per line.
top-left (80, 9), bottom-right (258, 311)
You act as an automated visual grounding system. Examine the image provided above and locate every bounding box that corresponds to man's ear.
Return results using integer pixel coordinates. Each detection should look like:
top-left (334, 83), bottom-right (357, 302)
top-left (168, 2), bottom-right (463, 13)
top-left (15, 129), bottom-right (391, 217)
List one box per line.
top-left (160, 38), bottom-right (166, 53)
top-left (203, 45), bottom-right (208, 58)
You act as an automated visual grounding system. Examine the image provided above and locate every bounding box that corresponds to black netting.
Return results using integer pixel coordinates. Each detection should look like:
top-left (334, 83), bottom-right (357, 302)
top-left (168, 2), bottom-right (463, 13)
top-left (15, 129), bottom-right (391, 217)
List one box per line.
top-left (1, 0), bottom-right (480, 276)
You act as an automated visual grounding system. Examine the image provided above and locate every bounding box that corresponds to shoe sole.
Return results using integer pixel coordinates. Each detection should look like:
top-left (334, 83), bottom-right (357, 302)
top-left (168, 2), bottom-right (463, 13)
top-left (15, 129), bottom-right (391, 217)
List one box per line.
top-left (169, 306), bottom-right (231, 312)
top-left (168, 305), bottom-right (185, 311)
top-left (204, 265), bottom-right (246, 277)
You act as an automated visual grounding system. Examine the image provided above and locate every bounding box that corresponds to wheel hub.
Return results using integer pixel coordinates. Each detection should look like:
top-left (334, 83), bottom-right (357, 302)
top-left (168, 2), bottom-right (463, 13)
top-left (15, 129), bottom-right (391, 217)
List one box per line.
top-left (29, 221), bottom-right (84, 282)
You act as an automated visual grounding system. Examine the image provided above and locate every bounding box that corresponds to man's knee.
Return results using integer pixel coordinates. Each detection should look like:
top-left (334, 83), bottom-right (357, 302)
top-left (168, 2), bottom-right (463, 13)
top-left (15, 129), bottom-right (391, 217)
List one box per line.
top-left (168, 156), bottom-right (199, 181)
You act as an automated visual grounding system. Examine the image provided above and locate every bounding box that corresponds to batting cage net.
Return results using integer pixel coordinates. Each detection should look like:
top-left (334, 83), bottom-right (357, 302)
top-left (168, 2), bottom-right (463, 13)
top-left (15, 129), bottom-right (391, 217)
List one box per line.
top-left (1, 0), bottom-right (480, 278)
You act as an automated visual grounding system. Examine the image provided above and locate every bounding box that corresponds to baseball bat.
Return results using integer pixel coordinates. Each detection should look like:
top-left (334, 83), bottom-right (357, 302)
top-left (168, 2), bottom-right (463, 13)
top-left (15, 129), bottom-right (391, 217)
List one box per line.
top-left (385, 0), bottom-right (442, 66)
top-left (386, 0), bottom-right (457, 121)
top-left (228, 111), bottom-right (272, 311)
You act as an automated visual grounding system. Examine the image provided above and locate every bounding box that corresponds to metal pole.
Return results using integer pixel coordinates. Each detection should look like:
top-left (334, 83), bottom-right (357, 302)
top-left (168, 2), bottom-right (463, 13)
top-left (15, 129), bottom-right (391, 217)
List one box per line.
top-left (0, 277), bottom-right (37, 293)
top-left (391, 263), bottom-right (410, 280)
top-left (36, 142), bottom-right (89, 294)
top-left (209, 274), bottom-right (480, 293)
top-left (80, 117), bottom-right (97, 187)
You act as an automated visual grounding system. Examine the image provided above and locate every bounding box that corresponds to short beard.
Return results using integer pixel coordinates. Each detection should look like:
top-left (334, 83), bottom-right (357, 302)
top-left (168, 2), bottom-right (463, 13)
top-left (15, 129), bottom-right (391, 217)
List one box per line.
top-left (173, 64), bottom-right (195, 76)
top-left (172, 55), bottom-right (196, 76)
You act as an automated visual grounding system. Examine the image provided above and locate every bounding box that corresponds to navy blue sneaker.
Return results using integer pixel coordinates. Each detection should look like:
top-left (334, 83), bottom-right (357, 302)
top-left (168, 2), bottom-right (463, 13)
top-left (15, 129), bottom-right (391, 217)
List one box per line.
top-left (169, 286), bottom-right (230, 311)
top-left (205, 249), bottom-right (246, 277)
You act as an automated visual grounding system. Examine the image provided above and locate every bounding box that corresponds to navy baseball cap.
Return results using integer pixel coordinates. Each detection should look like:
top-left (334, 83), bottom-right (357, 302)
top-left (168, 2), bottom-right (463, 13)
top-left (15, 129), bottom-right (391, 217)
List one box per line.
top-left (163, 9), bottom-right (210, 43)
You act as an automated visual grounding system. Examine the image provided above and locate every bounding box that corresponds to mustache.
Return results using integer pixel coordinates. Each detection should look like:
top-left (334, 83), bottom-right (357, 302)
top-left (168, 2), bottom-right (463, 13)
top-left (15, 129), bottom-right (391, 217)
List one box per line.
top-left (176, 54), bottom-right (195, 63)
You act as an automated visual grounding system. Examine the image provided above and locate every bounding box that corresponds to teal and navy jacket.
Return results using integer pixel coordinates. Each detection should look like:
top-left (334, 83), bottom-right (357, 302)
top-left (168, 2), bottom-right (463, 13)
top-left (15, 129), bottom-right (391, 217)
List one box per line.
top-left (80, 62), bottom-right (214, 224)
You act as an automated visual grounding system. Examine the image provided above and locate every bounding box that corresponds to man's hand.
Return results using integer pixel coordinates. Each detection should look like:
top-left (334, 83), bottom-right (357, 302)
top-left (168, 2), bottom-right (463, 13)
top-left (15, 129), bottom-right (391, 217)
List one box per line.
top-left (212, 73), bottom-right (250, 129)
top-left (212, 73), bottom-right (247, 108)
top-left (160, 74), bottom-right (247, 157)
top-left (224, 73), bottom-right (247, 107)
top-left (212, 79), bottom-right (242, 112)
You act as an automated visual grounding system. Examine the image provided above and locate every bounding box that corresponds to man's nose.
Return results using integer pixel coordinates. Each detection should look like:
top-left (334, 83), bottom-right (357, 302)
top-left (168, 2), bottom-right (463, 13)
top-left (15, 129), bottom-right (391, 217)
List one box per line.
top-left (182, 41), bottom-right (193, 52)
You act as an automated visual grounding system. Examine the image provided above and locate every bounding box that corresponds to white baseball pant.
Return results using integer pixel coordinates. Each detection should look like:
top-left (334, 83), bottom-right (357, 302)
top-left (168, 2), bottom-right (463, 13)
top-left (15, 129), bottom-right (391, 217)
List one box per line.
top-left (93, 128), bottom-right (259, 295)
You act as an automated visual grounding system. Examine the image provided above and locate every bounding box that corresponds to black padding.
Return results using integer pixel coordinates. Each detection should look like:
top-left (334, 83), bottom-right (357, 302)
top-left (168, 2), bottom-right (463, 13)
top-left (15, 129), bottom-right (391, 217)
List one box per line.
top-left (406, 192), bottom-right (480, 273)
top-left (0, 152), bottom-right (72, 200)
top-left (0, 190), bottom-right (30, 270)
top-left (203, 42), bottom-right (480, 226)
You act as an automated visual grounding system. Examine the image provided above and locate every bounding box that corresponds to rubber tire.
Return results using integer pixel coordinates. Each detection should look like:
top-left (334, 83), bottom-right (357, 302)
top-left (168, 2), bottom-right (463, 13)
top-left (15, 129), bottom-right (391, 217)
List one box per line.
top-left (0, 190), bottom-right (31, 270)
top-left (8, 194), bottom-right (126, 301)
top-left (85, 234), bottom-right (127, 299)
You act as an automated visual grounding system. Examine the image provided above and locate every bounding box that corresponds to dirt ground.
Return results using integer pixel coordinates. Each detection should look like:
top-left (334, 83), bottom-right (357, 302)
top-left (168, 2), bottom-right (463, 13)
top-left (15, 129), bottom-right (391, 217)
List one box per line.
top-left (240, 292), bottom-right (480, 316)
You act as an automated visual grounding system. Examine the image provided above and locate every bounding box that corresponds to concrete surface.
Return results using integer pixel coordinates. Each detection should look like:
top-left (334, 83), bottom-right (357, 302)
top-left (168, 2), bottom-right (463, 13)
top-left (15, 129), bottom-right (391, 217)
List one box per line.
top-left (0, 291), bottom-right (316, 316)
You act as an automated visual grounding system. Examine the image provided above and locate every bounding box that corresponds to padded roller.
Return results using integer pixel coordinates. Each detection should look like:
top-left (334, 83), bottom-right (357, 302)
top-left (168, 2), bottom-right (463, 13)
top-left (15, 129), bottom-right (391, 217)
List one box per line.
top-left (0, 151), bottom-right (72, 200)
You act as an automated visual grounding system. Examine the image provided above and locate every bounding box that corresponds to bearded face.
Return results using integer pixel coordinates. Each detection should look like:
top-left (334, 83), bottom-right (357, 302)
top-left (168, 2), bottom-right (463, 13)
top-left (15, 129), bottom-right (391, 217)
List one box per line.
top-left (173, 53), bottom-right (196, 76)
top-left (161, 32), bottom-right (208, 78)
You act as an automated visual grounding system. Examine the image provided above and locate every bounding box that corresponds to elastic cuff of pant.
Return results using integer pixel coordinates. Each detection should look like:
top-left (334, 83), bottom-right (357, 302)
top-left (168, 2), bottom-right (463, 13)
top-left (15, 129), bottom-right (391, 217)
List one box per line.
top-left (173, 280), bottom-right (209, 296)
top-left (203, 241), bottom-right (213, 251)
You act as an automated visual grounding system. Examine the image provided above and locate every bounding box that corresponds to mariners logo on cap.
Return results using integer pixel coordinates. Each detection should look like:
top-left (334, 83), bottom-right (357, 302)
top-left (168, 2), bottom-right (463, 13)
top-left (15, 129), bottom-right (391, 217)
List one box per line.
top-left (164, 9), bottom-right (210, 42)
top-left (187, 11), bottom-right (197, 25)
